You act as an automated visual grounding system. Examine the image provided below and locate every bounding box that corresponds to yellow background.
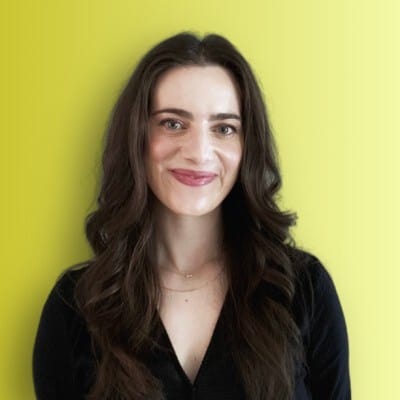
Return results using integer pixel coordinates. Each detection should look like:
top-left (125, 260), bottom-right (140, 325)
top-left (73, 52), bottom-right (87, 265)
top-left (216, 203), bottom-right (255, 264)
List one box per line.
top-left (2, 0), bottom-right (399, 399)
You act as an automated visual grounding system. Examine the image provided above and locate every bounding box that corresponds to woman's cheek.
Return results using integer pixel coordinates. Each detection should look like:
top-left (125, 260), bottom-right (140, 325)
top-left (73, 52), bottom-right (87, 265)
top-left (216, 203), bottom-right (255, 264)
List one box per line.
top-left (220, 141), bottom-right (243, 171)
top-left (147, 134), bottom-right (175, 164)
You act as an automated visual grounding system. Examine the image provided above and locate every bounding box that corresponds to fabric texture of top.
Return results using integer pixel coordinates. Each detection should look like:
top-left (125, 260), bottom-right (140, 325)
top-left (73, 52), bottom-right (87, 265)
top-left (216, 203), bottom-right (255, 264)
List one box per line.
top-left (32, 249), bottom-right (351, 399)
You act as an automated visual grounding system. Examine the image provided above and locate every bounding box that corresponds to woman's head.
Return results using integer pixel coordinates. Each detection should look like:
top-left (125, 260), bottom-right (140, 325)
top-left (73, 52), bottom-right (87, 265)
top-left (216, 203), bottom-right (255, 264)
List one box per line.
top-left (98, 31), bottom-right (281, 239)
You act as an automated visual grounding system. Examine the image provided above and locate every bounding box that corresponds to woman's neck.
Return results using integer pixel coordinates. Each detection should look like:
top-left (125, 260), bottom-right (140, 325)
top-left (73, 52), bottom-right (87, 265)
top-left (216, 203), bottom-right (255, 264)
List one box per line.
top-left (153, 204), bottom-right (224, 276)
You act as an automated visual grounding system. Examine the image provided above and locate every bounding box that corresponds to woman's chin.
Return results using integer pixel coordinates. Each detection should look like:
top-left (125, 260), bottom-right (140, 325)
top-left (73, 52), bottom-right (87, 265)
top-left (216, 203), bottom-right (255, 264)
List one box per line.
top-left (160, 200), bottom-right (220, 218)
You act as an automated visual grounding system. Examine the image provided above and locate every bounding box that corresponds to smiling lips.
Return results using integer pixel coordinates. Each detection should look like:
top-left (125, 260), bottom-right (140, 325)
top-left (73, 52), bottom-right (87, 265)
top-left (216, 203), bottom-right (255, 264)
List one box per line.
top-left (169, 169), bottom-right (217, 186)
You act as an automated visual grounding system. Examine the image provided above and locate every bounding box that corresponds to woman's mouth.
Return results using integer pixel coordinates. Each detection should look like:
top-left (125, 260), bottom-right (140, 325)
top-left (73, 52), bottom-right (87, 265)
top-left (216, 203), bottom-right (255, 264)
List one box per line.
top-left (169, 169), bottom-right (217, 187)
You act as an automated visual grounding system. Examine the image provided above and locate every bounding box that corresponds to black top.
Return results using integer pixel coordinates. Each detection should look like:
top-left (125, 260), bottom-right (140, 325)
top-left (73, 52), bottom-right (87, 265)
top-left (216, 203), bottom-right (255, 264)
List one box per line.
top-left (32, 250), bottom-right (351, 399)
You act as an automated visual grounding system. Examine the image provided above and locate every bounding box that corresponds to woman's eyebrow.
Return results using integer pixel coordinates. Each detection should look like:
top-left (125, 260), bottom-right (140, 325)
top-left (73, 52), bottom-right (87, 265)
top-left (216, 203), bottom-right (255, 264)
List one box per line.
top-left (151, 108), bottom-right (241, 121)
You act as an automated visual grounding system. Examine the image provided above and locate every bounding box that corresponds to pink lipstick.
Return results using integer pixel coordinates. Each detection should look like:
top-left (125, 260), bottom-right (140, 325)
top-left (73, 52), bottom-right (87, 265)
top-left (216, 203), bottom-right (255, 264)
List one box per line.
top-left (169, 169), bottom-right (217, 187)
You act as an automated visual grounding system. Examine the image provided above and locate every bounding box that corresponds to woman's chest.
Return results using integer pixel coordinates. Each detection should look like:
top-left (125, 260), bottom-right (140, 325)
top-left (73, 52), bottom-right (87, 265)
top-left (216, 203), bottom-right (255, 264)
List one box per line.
top-left (157, 282), bottom-right (226, 384)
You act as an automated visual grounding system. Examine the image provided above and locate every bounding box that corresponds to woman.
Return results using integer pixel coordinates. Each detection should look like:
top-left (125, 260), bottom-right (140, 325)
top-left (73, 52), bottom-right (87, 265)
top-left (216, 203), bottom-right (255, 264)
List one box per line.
top-left (33, 32), bottom-right (351, 400)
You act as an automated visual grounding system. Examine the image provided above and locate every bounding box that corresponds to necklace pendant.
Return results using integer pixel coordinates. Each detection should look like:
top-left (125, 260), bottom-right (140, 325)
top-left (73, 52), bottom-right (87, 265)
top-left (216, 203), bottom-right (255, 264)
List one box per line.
top-left (185, 273), bottom-right (193, 279)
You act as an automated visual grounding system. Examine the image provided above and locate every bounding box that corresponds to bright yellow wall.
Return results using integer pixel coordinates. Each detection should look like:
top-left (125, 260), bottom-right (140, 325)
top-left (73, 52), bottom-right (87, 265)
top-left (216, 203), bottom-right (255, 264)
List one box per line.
top-left (2, 1), bottom-right (399, 399)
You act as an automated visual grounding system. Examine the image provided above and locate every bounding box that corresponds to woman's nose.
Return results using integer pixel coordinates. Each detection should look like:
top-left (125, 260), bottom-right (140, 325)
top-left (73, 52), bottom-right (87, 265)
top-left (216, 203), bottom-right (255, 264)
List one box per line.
top-left (180, 124), bottom-right (214, 163)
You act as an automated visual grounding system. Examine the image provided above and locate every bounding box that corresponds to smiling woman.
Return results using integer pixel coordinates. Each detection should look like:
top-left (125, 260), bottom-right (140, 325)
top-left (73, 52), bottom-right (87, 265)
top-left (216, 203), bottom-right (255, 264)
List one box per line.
top-left (32, 32), bottom-right (351, 400)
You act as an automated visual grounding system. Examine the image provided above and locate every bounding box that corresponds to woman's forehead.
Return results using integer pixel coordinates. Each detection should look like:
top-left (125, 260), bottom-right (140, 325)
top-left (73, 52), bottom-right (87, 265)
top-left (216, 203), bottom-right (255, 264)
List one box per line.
top-left (150, 65), bottom-right (241, 115)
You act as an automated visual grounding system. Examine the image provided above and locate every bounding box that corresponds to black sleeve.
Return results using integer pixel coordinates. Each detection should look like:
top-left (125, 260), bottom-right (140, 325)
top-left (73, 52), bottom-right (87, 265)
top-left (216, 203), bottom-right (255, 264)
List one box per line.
top-left (305, 258), bottom-right (351, 399)
top-left (32, 270), bottom-right (90, 400)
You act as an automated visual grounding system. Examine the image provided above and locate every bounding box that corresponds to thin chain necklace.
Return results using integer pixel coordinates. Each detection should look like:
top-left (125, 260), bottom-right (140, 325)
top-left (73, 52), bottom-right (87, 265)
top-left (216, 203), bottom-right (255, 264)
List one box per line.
top-left (160, 264), bottom-right (226, 292)
top-left (159, 268), bottom-right (196, 279)
top-left (158, 255), bottom-right (224, 279)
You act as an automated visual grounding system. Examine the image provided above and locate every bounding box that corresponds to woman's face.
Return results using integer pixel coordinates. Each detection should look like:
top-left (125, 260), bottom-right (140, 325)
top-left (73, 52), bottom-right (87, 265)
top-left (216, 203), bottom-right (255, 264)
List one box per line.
top-left (145, 65), bottom-right (243, 217)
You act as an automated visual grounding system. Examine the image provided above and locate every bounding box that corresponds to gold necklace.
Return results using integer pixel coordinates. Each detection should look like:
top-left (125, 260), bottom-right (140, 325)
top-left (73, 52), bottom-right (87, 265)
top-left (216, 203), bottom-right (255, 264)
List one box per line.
top-left (158, 255), bottom-right (224, 280)
top-left (159, 268), bottom-right (195, 279)
top-left (160, 265), bottom-right (225, 292)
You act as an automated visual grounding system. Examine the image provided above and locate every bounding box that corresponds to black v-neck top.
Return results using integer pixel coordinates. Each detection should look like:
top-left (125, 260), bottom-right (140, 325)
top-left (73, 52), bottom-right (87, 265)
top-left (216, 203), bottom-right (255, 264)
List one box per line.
top-left (32, 250), bottom-right (351, 399)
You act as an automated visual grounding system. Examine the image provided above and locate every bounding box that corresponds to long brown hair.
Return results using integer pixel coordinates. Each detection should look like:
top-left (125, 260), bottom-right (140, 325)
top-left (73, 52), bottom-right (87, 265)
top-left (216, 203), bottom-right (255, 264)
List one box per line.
top-left (67, 31), bottom-right (307, 400)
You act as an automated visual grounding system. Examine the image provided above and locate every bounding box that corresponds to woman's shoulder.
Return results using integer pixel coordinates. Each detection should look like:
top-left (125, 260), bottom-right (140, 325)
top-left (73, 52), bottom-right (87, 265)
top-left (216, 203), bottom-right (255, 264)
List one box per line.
top-left (41, 264), bottom-right (88, 326)
top-left (33, 265), bottom-right (94, 399)
top-left (34, 265), bottom-right (90, 358)
top-left (287, 246), bottom-right (335, 296)
top-left (287, 247), bottom-right (347, 336)
top-left (53, 265), bottom-right (87, 307)
top-left (287, 249), bottom-right (351, 397)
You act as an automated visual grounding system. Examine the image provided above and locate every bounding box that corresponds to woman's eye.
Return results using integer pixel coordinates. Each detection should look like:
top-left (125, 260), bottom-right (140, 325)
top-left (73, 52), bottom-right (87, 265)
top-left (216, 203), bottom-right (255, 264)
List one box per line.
top-left (216, 125), bottom-right (237, 135)
top-left (160, 119), bottom-right (184, 130)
